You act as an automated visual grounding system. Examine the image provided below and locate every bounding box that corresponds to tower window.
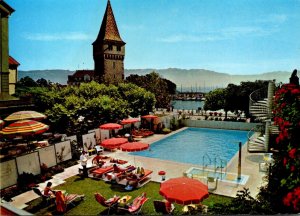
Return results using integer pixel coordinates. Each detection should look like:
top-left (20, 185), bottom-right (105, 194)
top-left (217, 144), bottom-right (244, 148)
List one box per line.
top-left (117, 46), bottom-right (121, 51)
top-left (113, 62), bottom-right (116, 69)
top-left (108, 45), bottom-right (113, 50)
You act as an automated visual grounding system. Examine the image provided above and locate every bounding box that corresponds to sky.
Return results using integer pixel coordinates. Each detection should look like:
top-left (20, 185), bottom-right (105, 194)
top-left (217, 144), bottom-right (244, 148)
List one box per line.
top-left (6, 0), bottom-right (300, 74)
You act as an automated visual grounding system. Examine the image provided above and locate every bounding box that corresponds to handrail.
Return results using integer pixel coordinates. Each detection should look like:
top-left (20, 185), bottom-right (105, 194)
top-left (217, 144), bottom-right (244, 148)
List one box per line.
top-left (247, 125), bottom-right (264, 151)
top-left (249, 87), bottom-right (268, 104)
top-left (214, 156), bottom-right (227, 180)
top-left (202, 153), bottom-right (212, 174)
top-left (249, 87), bottom-right (268, 117)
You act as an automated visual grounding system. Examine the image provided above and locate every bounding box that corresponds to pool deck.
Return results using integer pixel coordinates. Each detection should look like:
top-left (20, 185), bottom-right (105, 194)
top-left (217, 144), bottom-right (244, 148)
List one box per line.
top-left (8, 128), bottom-right (267, 210)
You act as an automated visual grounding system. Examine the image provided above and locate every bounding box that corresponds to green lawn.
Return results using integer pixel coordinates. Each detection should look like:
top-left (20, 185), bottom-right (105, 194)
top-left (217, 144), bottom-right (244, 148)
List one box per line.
top-left (25, 176), bottom-right (232, 215)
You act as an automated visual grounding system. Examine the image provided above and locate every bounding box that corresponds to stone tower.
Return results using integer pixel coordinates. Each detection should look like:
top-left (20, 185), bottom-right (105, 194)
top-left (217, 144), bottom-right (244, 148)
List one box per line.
top-left (93, 0), bottom-right (125, 85)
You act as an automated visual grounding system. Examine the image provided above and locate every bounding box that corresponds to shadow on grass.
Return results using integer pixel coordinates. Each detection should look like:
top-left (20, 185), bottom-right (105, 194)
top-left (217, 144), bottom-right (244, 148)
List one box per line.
top-left (25, 195), bottom-right (85, 215)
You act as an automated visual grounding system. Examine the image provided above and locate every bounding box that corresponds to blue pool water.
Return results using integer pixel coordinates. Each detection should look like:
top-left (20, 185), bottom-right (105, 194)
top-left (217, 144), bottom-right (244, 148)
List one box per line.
top-left (130, 127), bottom-right (251, 166)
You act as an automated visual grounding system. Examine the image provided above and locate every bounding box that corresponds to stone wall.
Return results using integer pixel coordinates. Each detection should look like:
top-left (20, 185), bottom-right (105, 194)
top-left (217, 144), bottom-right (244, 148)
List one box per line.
top-left (183, 119), bottom-right (262, 131)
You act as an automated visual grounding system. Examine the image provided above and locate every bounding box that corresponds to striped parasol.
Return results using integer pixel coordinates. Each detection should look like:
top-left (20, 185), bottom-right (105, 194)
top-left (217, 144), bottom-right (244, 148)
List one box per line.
top-left (0, 120), bottom-right (49, 136)
top-left (4, 111), bottom-right (46, 121)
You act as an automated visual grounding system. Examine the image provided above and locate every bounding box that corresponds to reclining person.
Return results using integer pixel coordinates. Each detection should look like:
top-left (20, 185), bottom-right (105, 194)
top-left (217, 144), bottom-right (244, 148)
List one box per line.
top-left (92, 152), bottom-right (105, 167)
top-left (125, 173), bottom-right (139, 190)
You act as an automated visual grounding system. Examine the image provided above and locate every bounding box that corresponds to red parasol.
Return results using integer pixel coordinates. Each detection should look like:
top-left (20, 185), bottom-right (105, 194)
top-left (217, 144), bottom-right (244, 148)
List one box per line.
top-left (120, 118), bottom-right (140, 125)
top-left (101, 137), bottom-right (128, 149)
top-left (0, 120), bottom-right (49, 136)
top-left (141, 115), bottom-right (158, 119)
top-left (159, 177), bottom-right (209, 205)
top-left (99, 123), bottom-right (122, 130)
top-left (119, 142), bottom-right (149, 152)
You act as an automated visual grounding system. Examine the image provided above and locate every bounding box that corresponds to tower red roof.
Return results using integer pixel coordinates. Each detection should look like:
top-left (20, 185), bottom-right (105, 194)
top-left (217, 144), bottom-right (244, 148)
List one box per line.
top-left (93, 0), bottom-right (125, 45)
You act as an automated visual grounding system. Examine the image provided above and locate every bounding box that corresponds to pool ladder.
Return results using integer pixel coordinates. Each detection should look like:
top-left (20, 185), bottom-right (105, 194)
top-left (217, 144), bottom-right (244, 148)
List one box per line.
top-left (214, 156), bottom-right (227, 180)
top-left (202, 153), bottom-right (212, 175)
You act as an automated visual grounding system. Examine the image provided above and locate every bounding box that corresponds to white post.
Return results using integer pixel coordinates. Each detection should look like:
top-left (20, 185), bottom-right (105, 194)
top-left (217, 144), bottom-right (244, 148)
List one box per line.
top-left (264, 120), bottom-right (271, 152)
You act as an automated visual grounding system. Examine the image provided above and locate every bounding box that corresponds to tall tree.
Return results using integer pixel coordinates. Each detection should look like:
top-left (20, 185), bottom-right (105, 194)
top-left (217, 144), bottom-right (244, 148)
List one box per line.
top-left (126, 71), bottom-right (176, 108)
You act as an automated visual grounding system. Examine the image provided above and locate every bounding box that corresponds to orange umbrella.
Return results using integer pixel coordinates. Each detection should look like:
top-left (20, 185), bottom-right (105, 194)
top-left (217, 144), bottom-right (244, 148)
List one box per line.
top-left (99, 123), bottom-right (122, 130)
top-left (0, 120), bottom-right (49, 136)
top-left (141, 115), bottom-right (158, 130)
top-left (159, 177), bottom-right (209, 205)
top-left (119, 142), bottom-right (149, 152)
top-left (4, 110), bottom-right (46, 121)
top-left (120, 118), bottom-right (140, 125)
top-left (101, 138), bottom-right (128, 149)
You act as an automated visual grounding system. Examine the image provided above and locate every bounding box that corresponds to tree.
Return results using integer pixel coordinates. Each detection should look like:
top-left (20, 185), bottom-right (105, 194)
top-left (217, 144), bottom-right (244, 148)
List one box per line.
top-left (126, 71), bottom-right (176, 108)
top-left (204, 81), bottom-right (268, 119)
top-left (203, 88), bottom-right (226, 111)
top-left (19, 82), bottom-right (156, 134)
top-left (36, 78), bottom-right (51, 87)
top-left (16, 76), bottom-right (37, 88)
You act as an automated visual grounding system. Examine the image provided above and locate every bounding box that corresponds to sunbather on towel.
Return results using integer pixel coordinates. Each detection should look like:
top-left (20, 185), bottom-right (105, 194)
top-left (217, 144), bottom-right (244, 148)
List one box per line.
top-left (113, 164), bottom-right (126, 173)
top-left (105, 195), bottom-right (119, 204)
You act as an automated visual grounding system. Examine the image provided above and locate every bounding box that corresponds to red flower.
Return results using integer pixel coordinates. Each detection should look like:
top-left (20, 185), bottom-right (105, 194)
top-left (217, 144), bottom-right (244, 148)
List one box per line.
top-left (283, 157), bottom-right (287, 166)
top-left (292, 198), bottom-right (299, 211)
top-left (290, 165), bottom-right (295, 172)
top-left (295, 187), bottom-right (300, 197)
top-left (283, 192), bottom-right (293, 206)
top-left (289, 148), bottom-right (297, 159)
top-left (291, 88), bottom-right (300, 95)
top-left (281, 102), bottom-right (287, 108)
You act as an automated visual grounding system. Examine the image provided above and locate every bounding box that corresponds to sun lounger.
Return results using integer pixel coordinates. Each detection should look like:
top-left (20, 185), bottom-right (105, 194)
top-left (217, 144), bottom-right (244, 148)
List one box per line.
top-left (104, 165), bottom-right (136, 183)
top-left (95, 193), bottom-right (120, 215)
top-left (116, 169), bottom-right (153, 187)
top-left (55, 191), bottom-right (85, 213)
top-left (32, 187), bottom-right (54, 206)
top-left (89, 166), bottom-right (114, 179)
top-left (118, 193), bottom-right (148, 215)
top-left (153, 200), bottom-right (175, 215)
top-left (110, 159), bottom-right (128, 164)
top-left (137, 169), bottom-right (153, 187)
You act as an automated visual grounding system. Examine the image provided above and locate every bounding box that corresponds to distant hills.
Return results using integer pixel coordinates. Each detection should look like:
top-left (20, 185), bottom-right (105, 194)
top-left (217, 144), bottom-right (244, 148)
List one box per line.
top-left (19, 69), bottom-right (291, 91)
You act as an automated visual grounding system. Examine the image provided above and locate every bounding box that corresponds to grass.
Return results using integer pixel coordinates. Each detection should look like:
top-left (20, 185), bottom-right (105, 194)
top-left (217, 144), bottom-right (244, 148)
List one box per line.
top-left (25, 175), bottom-right (232, 215)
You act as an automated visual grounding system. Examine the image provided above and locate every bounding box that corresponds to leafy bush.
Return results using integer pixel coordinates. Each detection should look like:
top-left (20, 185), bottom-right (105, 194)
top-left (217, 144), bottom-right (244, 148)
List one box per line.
top-left (209, 188), bottom-right (274, 215)
top-left (17, 172), bottom-right (37, 191)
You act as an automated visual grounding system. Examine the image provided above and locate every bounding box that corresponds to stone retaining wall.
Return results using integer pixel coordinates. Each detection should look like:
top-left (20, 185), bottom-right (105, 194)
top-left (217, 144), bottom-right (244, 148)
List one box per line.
top-left (183, 119), bottom-right (262, 131)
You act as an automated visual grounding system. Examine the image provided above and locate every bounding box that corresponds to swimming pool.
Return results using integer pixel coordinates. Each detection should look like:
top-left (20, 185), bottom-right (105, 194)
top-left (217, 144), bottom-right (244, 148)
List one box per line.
top-left (130, 127), bottom-right (251, 166)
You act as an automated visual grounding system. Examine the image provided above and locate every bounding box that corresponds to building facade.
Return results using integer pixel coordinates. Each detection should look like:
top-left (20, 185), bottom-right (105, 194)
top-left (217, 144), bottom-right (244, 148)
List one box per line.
top-left (0, 0), bottom-right (14, 99)
top-left (67, 70), bottom-right (94, 86)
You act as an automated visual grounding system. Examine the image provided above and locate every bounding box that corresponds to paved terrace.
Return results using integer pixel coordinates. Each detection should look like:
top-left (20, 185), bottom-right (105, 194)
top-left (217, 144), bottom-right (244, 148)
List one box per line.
top-left (9, 128), bottom-right (267, 210)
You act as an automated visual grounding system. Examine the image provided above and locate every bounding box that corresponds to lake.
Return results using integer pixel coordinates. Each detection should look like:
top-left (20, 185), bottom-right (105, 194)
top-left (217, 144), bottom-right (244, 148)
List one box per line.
top-left (172, 100), bottom-right (204, 110)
